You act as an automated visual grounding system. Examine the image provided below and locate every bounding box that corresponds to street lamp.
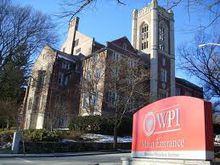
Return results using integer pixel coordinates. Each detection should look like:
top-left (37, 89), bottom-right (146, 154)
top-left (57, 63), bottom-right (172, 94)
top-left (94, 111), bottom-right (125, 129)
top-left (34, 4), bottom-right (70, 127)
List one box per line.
top-left (198, 43), bottom-right (220, 48)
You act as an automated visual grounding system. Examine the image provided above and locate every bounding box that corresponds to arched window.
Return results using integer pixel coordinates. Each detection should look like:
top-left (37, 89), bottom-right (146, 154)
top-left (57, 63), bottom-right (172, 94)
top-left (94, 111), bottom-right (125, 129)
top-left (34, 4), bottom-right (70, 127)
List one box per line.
top-left (140, 23), bottom-right (149, 50)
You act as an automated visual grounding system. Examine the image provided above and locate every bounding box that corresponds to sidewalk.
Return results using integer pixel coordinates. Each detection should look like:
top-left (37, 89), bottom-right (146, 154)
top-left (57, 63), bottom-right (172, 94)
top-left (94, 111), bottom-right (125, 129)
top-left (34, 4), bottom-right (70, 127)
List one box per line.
top-left (0, 150), bottom-right (131, 158)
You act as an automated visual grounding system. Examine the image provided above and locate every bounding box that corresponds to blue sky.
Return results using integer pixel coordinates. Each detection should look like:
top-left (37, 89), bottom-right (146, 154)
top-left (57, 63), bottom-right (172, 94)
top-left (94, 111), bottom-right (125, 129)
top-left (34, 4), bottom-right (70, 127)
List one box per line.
top-left (14, 0), bottom-right (213, 85)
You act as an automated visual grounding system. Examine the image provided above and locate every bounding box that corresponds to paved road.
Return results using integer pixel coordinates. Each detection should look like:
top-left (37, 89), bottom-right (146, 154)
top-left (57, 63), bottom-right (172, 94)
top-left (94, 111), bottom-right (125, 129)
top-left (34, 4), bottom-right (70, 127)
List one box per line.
top-left (0, 153), bottom-right (130, 165)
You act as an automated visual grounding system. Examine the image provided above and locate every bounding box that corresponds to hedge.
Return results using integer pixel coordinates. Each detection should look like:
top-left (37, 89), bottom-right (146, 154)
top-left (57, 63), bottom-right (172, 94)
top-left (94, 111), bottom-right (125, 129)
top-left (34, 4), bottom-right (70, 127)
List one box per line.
top-left (19, 141), bottom-right (131, 153)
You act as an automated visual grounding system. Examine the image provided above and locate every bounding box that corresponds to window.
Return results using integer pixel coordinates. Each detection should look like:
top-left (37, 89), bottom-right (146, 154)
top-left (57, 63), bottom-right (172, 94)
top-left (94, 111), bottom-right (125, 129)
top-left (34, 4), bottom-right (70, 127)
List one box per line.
top-left (160, 69), bottom-right (167, 82)
top-left (107, 91), bottom-right (118, 106)
top-left (93, 54), bottom-right (98, 62)
top-left (58, 72), bottom-right (64, 85)
top-left (123, 43), bottom-right (127, 50)
top-left (185, 90), bottom-right (192, 96)
top-left (141, 42), bottom-right (148, 50)
top-left (141, 24), bottom-right (148, 33)
top-left (62, 62), bottom-right (65, 69)
top-left (159, 92), bottom-right (167, 99)
top-left (159, 43), bottom-right (164, 51)
top-left (82, 93), bottom-right (98, 109)
top-left (62, 47), bottom-right (65, 52)
top-left (72, 63), bottom-right (76, 71)
top-left (91, 93), bottom-right (98, 106)
top-left (40, 95), bottom-right (46, 110)
top-left (176, 87), bottom-right (181, 96)
top-left (128, 58), bottom-right (136, 68)
top-left (82, 93), bottom-right (88, 109)
top-left (75, 39), bottom-right (79, 47)
top-left (162, 56), bottom-right (166, 66)
top-left (62, 62), bottom-right (70, 69)
top-left (112, 66), bottom-right (119, 77)
top-left (28, 98), bottom-right (33, 110)
top-left (58, 117), bottom-right (65, 127)
top-left (111, 52), bottom-right (120, 61)
top-left (66, 63), bottom-right (70, 69)
top-left (86, 70), bottom-right (91, 80)
top-left (159, 23), bottom-right (167, 52)
top-left (64, 75), bottom-right (69, 86)
top-left (76, 48), bottom-right (81, 54)
top-left (159, 26), bottom-right (165, 41)
top-left (140, 23), bottom-right (149, 50)
top-left (37, 70), bottom-right (46, 88)
top-left (95, 68), bottom-right (101, 78)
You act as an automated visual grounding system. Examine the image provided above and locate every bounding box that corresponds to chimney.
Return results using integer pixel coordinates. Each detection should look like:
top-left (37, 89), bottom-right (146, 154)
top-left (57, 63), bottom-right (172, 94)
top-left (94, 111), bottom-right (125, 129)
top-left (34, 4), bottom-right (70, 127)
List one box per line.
top-left (69, 17), bottom-right (79, 31)
top-left (69, 17), bottom-right (79, 55)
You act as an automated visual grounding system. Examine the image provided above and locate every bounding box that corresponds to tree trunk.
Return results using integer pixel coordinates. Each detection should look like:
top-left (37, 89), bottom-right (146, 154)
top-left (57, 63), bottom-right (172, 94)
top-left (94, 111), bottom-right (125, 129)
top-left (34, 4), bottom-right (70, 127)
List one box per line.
top-left (50, 117), bottom-right (53, 131)
top-left (113, 124), bottom-right (118, 150)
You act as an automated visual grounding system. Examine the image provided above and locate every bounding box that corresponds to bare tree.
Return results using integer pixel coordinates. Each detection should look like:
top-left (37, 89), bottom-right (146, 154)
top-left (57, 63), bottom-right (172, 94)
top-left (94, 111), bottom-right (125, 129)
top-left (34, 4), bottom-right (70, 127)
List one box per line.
top-left (0, 0), bottom-right (57, 129)
top-left (178, 31), bottom-right (220, 100)
top-left (104, 52), bottom-right (150, 149)
top-left (59, 0), bottom-right (220, 28)
top-left (80, 50), bottom-right (150, 149)
top-left (166, 0), bottom-right (220, 28)
top-left (0, 0), bottom-right (57, 70)
top-left (59, 0), bottom-right (125, 20)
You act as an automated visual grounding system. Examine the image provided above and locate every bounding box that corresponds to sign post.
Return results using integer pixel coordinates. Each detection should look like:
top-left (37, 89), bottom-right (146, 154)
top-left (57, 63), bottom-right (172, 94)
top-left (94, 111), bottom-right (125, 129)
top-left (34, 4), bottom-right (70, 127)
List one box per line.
top-left (124, 96), bottom-right (214, 165)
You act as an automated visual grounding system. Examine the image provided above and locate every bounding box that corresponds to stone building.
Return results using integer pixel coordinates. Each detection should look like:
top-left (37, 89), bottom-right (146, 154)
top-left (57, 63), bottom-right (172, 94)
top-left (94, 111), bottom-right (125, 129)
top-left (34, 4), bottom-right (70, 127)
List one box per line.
top-left (22, 0), bottom-right (203, 129)
top-left (22, 46), bottom-right (82, 129)
top-left (22, 16), bottom-right (106, 129)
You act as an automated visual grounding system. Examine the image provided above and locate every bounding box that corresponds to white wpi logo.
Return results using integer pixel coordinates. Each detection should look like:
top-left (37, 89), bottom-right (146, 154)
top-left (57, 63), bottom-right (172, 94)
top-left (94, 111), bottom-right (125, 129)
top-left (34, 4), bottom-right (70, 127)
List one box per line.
top-left (144, 106), bottom-right (180, 136)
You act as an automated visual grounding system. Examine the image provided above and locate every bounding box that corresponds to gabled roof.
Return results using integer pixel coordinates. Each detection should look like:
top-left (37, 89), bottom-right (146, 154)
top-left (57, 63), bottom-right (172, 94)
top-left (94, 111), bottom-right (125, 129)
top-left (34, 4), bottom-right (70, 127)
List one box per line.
top-left (108, 36), bottom-right (137, 54)
top-left (47, 45), bottom-right (82, 62)
top-left (57, 50), bottom-right (82, 62)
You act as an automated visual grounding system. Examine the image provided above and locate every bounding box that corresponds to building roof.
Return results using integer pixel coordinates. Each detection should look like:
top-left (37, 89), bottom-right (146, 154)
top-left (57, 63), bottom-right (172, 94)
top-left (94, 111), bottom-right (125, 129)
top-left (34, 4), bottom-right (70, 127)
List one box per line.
top-left (175, 77), bottom-right (203, 92)
top-left (49, 45), bottom-right (82, 62)
top-left (108, 36), bottom-right (137, 54)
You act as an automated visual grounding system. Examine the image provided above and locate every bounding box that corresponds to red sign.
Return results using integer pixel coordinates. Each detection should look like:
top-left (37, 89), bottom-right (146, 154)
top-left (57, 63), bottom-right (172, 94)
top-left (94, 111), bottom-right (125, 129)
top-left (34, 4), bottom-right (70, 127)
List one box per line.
top-left (132, 96), bottom-right (214, 160)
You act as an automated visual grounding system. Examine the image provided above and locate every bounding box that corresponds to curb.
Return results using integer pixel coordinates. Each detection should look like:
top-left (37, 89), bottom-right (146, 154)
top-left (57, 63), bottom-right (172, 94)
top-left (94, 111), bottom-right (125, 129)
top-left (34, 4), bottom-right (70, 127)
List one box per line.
top-left (0, 150), bottom-right (131, 158)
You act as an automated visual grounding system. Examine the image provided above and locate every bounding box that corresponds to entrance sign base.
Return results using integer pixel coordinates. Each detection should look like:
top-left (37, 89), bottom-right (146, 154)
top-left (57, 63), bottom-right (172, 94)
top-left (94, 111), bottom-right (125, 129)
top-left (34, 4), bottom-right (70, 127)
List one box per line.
top-left (121, 157), bottom-right (213, 165)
